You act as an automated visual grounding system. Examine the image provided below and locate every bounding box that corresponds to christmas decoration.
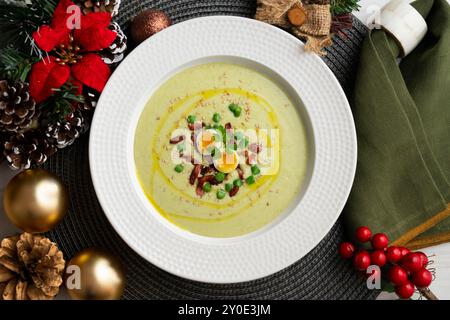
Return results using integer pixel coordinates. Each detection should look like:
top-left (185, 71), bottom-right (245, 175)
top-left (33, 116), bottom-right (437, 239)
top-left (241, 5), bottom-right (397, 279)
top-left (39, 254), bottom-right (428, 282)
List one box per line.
top-left (44, 110), bottom-right (87, 149)
top-left (74, 0), bottom-right (121, 16)
top-left (0, 233), bottom-right (65, 300)
top-left (0, 80), bottom-right (38, 133)
top-left (0, 0), bottom-right (127, 169)
top-left (370, 250), bottom-right (387, 267)
top-left (130, 9), bottom-right (172, 44)
top-left (101, 22), bottom-right (127, 66)
top-left (255, 0), bottom-right (359, 55)
top-left (3, 169), bottom-right (68, 233)
top-left (66, 248), bottom-right (125, 300)
top-left (386, 246), bottom-right (402, 263)
top-left (395, 281), bottom-right (415, 299)
top-left (353, 250), bottom-right (370, 271)
top-left (412, 268), bottom-right (432, 288)
top-left (400, 252), bottom-right (422, 273)
top-left (355, 226), bottom-right (371, 242)
top-left (371, 233), bottom-right (389, 250)
top-left (338, 242), bottom-right (355, 258)
top-left (339, 226), bottom-right (437, 300)
top-left (330, 0), bottom-right (360, 15)
top-left (3, 130), bottom-right (57, 169)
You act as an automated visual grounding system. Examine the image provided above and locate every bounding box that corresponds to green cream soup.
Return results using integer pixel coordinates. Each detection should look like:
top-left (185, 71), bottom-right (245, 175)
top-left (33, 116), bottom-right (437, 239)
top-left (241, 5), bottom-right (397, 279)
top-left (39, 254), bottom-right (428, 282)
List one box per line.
top-left (134, 63), bottom-right (308, 237)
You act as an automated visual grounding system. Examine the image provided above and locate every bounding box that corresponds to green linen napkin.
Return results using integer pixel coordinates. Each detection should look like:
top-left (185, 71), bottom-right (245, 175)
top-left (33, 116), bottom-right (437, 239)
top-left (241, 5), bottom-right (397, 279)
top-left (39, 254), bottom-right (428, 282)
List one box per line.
top-left (343, 0), bottom-right (450, 249)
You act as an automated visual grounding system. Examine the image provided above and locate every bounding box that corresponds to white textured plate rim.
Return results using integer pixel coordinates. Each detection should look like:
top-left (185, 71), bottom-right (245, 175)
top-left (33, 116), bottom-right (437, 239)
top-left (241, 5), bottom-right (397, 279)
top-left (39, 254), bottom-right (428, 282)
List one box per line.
top-left (89, 16), bottom-right (357, 283)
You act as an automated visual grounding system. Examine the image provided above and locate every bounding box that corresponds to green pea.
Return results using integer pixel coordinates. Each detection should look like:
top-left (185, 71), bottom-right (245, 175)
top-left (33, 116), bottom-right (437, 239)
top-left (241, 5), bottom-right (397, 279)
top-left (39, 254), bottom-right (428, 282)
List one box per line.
top-left (174, 164), bottom-right (184, 173)
top-left (177, 143), bottom-right (185, 152)
top-left (187, 115), bottom-right (196, 123)
top-left (216, 189), bottom-right (226, 199)
top-left (225, 183), bottom-right (233, 192)
top-left (203, 182), bottom-right (212, 192)
top-left (212, 113), bottom-right (221, 123)
top-left (233, 107), bottom-right (242, 117)
top-left (228, 103), bottom-right (238, 112)
top-left (246, 175), bottom-right (256, 185)
top-left (215, 172), bottom-right (225, 183)
top-left (233, 179), bottom-right (243, 187)
top-left (251, 165), bottom-right (261, 175)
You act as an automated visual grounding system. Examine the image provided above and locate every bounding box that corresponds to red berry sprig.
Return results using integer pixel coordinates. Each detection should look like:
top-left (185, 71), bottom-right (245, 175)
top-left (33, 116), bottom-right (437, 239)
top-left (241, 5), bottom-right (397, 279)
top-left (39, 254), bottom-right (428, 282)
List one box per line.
top-left (339, 226), bottom-right (436, 300)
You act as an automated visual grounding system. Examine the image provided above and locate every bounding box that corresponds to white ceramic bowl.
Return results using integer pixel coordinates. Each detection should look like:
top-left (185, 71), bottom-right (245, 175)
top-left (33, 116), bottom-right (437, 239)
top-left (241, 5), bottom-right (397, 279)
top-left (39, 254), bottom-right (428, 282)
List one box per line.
top-left (89, 16), bottom-right (357, 283)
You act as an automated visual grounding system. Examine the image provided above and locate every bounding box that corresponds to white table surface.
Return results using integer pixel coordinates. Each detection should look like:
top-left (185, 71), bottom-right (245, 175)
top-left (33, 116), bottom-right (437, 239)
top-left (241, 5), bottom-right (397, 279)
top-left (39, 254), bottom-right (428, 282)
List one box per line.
top-left (0, 0), bottom-right (448, 300)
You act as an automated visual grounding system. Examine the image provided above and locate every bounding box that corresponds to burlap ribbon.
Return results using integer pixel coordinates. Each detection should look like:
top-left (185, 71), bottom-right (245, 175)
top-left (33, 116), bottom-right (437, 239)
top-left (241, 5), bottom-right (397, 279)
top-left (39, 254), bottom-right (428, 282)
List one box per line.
top-left (255, 0), bottom-right (332, 55)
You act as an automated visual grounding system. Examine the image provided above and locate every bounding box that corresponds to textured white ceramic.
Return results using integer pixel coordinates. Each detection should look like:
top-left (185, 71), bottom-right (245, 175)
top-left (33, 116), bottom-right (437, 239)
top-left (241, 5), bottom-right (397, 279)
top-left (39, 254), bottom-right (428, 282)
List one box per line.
top-left (89, 16), bottom-right (357, 283)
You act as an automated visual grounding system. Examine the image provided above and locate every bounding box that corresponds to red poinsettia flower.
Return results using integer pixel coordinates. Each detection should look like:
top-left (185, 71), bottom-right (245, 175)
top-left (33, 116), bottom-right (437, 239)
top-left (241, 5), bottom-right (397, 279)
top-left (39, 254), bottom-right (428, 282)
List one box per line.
top-left (30, 0), bottom-right (117, 103)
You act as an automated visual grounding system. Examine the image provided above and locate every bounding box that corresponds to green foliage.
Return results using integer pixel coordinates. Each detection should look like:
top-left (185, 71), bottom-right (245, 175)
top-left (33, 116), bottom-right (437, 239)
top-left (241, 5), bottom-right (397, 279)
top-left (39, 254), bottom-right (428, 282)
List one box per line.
top-left (0, 47), bottom-right (39, 82)
top-left (40, 83), bottom-right (85, 122)
top-left (0, 0), bottom-right (58, 52)
top-left (331, 0), bottom-right (361, 15)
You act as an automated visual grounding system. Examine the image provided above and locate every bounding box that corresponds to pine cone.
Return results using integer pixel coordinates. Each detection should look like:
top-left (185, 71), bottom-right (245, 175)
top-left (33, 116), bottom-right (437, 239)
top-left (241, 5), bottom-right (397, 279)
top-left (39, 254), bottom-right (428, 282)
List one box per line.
top-left (0, 233), bottom-right (65, 300)
top-left (75, 0), bottom-right (121, 16)
top-left (44, 110), bottom-right (88, 149)
top-left (79, 88), bottom-right (100, 110)
top-left (3, 130), bottom-right (57, 170)
top-left (100, 22), bottom-right (127, 66)
top-left (0, 80), bottom-right (39, 134)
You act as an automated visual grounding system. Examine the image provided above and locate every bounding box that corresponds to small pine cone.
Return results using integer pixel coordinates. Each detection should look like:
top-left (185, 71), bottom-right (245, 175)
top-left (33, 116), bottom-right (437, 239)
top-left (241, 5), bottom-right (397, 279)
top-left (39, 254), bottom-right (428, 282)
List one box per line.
top-left (45, 110), bottom-right (88, 149)
top-left (0, 233), bottom-right (65, 300)
top-left (101, 22), bottom-right (127, 66)
top-left (3, 130), bottom-right (57, 170)
top-left (0, 80), bottom-right (39, 134)
top-left (80, 88), bottom-right (100, 110)
top-left (75, 0), bottom-right (121, 16)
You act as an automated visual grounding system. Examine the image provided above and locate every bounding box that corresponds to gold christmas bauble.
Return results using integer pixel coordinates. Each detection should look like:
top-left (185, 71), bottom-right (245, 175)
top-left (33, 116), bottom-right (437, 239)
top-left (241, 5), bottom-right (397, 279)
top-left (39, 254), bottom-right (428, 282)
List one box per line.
top-left (66, 248), bottom-right (125, 300)
top-left (3, 169), bottom-right (68, 233)
top-left (131, 9), bottom-right (172, 44)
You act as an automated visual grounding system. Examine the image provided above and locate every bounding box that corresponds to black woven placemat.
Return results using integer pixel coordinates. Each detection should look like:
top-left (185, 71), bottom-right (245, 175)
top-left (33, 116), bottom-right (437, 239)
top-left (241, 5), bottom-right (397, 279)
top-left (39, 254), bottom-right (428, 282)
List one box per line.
top-left (43, 0), bottom-right (378, 300)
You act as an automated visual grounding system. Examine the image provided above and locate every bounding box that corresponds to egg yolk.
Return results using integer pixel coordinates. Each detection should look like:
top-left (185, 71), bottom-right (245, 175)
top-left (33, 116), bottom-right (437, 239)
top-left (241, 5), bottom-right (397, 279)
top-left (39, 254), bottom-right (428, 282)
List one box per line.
top-left (214, 150), bottom-right (239, 173)
top-left (196, 131), bottom-right (215, 154)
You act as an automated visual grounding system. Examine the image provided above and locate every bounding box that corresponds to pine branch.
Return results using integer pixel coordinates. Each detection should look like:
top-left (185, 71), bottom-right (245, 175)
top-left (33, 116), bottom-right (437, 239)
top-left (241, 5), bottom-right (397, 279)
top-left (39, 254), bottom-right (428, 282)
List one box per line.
top-left (331, 0), bottom-right (361, 15)
top-left (0, 0), bottom-right (58, 52)
top-left (0, 47), bottom-right (39, 82)
top-left (40, 83), bottom-right (85, 122)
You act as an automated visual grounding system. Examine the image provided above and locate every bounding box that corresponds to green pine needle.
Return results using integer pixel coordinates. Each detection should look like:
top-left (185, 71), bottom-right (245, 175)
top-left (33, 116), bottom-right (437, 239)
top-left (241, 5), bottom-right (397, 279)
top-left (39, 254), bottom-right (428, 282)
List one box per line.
top-left (331, 0), bottom-right (361, 15)
top-left (0, 47), bottom-right (39, 82)
top-left (40, 83), bottom-right (85, 122)
top-left (0, 0), bottom-right (58, 52)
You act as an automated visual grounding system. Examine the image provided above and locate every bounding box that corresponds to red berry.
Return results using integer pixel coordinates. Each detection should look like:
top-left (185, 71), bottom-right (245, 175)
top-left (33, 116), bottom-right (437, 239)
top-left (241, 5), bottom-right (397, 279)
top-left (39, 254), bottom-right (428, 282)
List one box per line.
top-left (416, 252), bottom-right (429, 267)
top-left (339, 242), bottom-right (355, 259)
top-left (412, 268), bottom-right (432, 288)
top-left (353, 251), bottom-right (371, 271)
top-left (401, 253), bottom-right (423, 273)
top-left (398, 247), bottom-right (410, 257)
top-left (371, 233), bottom-right (389, 250)
top-left (386, 246), bottom-right (403, 263)
top-left (355, 226), bottom-right (372, 243)
top-left (388, 265), bottom-right (408, 285)
top-left (395, 281), bottom-right (415, 299)
top-left (370, 250), bottom-right (387, 267)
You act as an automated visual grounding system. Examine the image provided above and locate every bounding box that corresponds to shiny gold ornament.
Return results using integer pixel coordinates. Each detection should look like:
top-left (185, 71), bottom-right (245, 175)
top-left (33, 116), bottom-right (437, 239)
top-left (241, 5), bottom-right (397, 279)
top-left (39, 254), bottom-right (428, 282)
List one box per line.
top-left (66, 248), bottom-right (125, 300)
top-left (131, 9), bottom-right (172, 44)
top-left (3, 169), bottom-right (69, 233)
